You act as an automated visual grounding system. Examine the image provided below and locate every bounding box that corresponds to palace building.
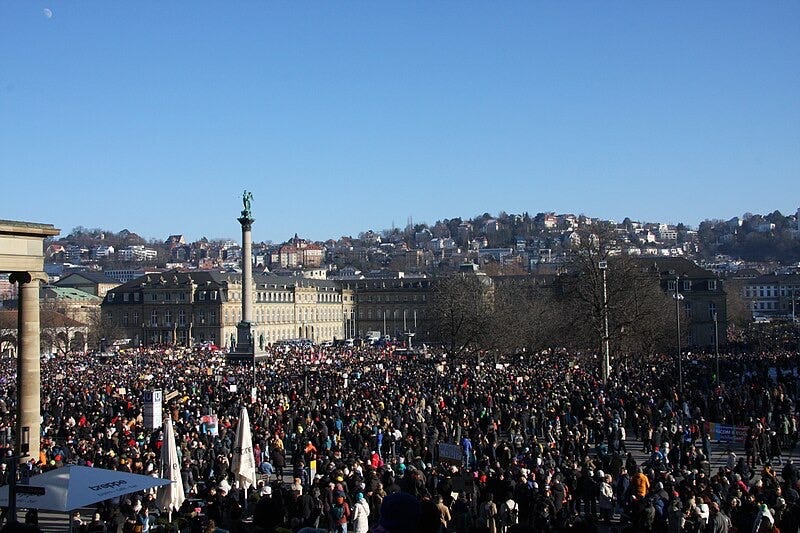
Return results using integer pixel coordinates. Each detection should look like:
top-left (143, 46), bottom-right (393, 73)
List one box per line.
top-left (101, 270), bottom-right (355, 348)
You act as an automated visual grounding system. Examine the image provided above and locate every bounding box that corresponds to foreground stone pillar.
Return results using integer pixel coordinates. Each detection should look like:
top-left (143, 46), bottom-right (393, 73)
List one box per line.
top-left (10, 271), bottom-right (46, 460)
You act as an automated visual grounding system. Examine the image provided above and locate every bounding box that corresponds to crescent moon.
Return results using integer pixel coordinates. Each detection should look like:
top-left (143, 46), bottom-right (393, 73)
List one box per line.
top-left (43, 8), bottom-right (53, 18)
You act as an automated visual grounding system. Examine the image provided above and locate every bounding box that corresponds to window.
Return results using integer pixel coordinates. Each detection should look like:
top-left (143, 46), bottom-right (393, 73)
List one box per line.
top-left (179, 309), bottom-right (186, 326)
top-left (165, 292), bottom-right (171, 301)
top-left (708, 280), bottom-right (717, 291)
top-left (683, 280), bottom-right (691, 291)
top-left (165, 310), bottom-right (172, 326)
top-left (199, 311), bottom-right (206, 324)
top-left (106, 311), bottom-right (113, 321)
top-left (150, 310), bottom-right (158, 326)
top-left (108, 293), bottom-right (115, 302)
top-left (199, 292), bottom-right (206, 301)
top-left (123, 293), bottom-right (129, 302)
top-left (667, 280), bottom-right (676, 291)
top-left (151, 293), bottom-right (157, 301)
top-left (211, 292), bottom-right (217, 300)
top-left (684, 301), bottom-right (692, 318)
top-left (210, 311), bottom-right (216, 325)
top-left (132, 311), bottom-right (139, 325)
top-left (123, 312), bottom-right (128, 326)
top-left (134, 293), bottom-right (141, 302)
top-left (709, 302), bottom-right (717, 320)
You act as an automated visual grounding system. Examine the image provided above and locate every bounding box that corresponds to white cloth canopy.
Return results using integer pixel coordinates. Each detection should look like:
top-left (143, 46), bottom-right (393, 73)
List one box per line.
top-left (0, 465), bottom-right (170, 512)
top-left (157, 417), bottom-right (185, 512)
top-left (231, 406), bottom-right (257, 491)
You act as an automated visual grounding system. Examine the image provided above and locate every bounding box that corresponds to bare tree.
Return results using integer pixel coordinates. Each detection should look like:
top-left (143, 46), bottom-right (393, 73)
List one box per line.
top-left (40, 300), bottom-right (87, 356)
top-left (725, 280), bottom-right (753, 329)
top-left (430, 272), bottom-right (493, 352)
top-left (561, 224), bottom-right (676, 357)
top-left (0, 312), bottom-right (16, 356)
top-left (84, 307), bottom-right (126, 351)
top-left (490, 278), bottom-right (562, 355)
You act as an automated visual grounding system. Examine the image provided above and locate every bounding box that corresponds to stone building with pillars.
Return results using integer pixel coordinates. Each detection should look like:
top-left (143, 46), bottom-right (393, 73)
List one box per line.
top-left (0, 219), bottom-right (60, 460)
top-left (0, 308), bottom-right (89, 356)
top-left (636, 256), bottom-right (728, 348)
top-left (101, 270), bottom-right (355, 347)
top-left (349, 274), bottom-right (434, 340)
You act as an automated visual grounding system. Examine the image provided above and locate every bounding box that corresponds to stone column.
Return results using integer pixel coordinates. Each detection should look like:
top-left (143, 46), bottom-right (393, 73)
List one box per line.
top-left (240, 217), bottom-right (254, 324)
top-left (236, 212), bottom-right (255, 353)
top-left (10, 271), bottom-right (45, 460)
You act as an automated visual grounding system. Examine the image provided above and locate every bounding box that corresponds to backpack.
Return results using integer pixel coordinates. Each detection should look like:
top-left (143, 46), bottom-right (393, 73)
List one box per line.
top-left (310, 496), bottom-right (323, 519)
top-left (480, 502), bottom-right (496, 528)
top-left (331, 503), bottom-right (345, 522)
top-left (503, 500), bottom-right (519, 525)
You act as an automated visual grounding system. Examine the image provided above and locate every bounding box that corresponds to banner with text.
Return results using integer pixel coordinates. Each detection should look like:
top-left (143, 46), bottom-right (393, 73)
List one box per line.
top-left (704, 422), bottom-right (748, 443)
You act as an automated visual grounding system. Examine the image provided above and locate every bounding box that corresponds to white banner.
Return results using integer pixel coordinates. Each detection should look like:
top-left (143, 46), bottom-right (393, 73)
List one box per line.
top-left (143, 390), bottom-right (162, 430)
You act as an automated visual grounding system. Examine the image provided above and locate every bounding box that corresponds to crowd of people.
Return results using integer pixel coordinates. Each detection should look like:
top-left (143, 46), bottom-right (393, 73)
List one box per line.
top-left (1, 342), bottom-right (800, 532)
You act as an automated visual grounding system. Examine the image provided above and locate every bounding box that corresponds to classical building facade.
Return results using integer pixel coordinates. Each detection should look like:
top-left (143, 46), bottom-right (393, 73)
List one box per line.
top-left (638, 257), bottom-right (728, 348)
top-left (101, 270), bottom-right (355, 347)
top-left (741, 273), bottom-right (800, 320)
top-left (348, 275), bottom-right (434, 340)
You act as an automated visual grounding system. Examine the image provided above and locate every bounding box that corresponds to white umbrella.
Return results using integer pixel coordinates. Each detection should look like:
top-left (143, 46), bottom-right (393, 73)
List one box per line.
top-left (230, 406), bottom-right (257, 493)
top-left (157, 418), bottom-right (185, 516)
top-left (0, 465), bottom-right (170, 512)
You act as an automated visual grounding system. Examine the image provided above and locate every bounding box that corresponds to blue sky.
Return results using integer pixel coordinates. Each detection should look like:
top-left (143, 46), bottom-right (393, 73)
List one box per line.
top-left (2, 2), bottom-right (798, 243)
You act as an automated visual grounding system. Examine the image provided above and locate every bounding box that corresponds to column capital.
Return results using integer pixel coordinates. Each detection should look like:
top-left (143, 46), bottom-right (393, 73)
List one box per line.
top-left (9, 271), bottom-right (47, 285)
top-left (238, 215), bottom-right (255, 231)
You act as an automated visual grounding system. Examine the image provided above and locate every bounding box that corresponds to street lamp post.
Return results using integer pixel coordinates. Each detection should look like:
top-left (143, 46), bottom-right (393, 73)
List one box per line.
top-left (674, 275), bottom-right (684, 395)
top-left (599, 261), bottom-right (610, 383)
top-left (5, 426), bottom-right (30, 525)
top-left (714, 312), bottom-right (720, 385)
top-left (793, 287), bottom-right (799, 352)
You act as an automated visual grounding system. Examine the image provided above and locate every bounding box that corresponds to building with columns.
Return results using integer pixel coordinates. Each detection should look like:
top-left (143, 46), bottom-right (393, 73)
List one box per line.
top-left (348, 275), bottom-right (433, 340)
top-left (0, 219), bottom-right (60, 460)
top-left (101, 270), bottom-right (355, 347)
